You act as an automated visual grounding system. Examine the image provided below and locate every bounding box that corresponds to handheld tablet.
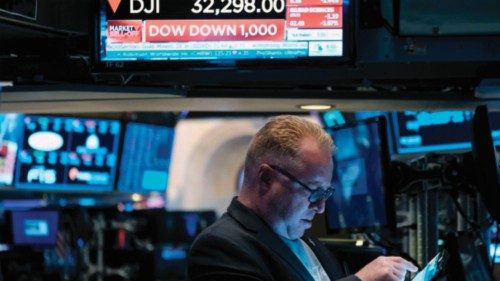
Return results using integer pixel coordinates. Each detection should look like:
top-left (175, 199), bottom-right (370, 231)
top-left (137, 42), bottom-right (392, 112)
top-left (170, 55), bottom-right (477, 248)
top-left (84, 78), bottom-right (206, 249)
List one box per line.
top-left (411, 251), bottom-right (448, 281)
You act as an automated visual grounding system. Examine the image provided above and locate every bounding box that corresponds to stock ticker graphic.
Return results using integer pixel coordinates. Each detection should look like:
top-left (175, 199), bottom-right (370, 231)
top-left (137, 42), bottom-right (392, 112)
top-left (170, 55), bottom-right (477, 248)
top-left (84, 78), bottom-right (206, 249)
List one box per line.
top-left (99, 0), bottom-right (344, 60)
top-left (15, 116), bottom-right (121, 192)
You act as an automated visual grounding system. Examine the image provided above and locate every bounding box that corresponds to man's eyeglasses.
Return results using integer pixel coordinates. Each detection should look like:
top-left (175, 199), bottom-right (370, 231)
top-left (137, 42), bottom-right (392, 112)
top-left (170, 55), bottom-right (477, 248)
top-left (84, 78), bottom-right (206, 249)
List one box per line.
top-left (268, 164), bottom-right (335, 203)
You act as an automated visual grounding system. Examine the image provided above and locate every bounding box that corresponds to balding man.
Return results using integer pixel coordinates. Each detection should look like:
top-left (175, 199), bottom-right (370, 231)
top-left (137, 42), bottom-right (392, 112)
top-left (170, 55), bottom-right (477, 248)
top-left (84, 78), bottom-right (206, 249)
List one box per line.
top-left (188, 115), bottom-right (417, 281)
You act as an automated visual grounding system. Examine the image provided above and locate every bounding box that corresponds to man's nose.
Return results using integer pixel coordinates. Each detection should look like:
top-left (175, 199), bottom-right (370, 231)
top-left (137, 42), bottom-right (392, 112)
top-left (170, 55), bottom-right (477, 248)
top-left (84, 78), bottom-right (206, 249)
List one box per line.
top-left (311, 199), bottom-right (326, 214)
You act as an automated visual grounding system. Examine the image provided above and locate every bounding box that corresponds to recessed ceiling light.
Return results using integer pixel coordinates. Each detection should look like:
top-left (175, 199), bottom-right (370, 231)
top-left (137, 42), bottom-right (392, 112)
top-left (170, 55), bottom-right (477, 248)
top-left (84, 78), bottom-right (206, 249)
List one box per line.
top-left (298, 104), bottom-right (334, 111)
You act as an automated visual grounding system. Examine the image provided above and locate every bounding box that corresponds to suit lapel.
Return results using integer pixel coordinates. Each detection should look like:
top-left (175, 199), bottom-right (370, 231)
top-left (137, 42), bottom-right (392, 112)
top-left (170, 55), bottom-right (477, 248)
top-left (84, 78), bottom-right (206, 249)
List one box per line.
top-left (228, 198), bottom-right (315, 281)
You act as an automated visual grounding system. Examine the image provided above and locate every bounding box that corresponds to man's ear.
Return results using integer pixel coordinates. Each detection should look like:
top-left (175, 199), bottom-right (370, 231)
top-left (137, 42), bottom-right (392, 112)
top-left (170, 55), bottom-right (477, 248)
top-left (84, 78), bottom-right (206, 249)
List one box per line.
top-left (258, 164), bottom-right (273, 189)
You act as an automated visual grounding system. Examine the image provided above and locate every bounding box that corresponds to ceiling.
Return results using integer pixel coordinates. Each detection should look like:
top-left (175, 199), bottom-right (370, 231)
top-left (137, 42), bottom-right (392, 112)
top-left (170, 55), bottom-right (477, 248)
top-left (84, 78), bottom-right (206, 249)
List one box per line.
top-left (1, 0), bottom-right (500, 113)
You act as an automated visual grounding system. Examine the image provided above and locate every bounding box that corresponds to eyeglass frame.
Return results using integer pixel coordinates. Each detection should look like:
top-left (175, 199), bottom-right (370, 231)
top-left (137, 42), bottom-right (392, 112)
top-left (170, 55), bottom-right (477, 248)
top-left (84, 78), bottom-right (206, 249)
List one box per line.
top-left (268, 164), bottom-right (335, 203)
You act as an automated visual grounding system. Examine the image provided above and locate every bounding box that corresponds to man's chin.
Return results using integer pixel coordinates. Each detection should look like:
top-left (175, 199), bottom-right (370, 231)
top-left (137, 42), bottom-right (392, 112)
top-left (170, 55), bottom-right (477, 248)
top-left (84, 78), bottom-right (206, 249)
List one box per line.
top-left (289, 227), bottom-right (307, 239)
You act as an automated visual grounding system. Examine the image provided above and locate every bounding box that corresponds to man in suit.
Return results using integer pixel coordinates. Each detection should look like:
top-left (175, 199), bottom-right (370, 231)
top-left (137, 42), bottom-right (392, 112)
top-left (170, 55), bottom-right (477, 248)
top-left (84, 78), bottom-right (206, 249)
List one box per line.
top-left (188, 115), bottom-right (417, 281)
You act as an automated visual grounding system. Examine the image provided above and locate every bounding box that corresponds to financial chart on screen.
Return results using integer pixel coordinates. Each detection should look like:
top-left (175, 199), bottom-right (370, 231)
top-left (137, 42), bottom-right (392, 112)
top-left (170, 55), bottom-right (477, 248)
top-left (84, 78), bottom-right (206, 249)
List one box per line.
top-left (118, 122), bottom-right (174, 193)
top-left (15, 116), bottom-right (121, 192)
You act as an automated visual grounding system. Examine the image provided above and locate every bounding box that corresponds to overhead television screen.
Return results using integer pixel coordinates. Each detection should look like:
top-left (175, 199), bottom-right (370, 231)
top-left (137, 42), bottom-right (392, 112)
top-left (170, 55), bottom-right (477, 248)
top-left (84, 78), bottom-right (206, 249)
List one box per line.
top-left (15, 116), bottom-right (121, 192)
top-left (393, 111), bottom-right (500, 154)
top-left (93, 0), bottom-right (350, 70)
top-left (117, 122), bottom-right (175, 193)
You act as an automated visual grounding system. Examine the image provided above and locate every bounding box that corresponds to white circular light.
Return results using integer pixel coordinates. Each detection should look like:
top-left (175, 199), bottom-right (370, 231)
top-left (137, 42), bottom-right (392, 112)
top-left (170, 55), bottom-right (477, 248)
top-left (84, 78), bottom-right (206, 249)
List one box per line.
top-left (28, 131), bottom-right (64, 151)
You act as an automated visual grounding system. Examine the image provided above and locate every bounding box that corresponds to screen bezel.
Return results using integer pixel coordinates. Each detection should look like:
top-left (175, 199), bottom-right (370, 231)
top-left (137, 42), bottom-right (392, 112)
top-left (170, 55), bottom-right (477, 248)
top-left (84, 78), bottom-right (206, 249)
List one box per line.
top-left (325, 116), bottom-right (396, 234)
top-left (90, 0), bottom-right (355, 73)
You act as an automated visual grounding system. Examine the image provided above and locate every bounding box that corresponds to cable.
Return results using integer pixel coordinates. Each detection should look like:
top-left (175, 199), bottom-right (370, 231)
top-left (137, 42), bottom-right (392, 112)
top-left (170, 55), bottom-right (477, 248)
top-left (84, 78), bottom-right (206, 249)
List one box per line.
top-left (445, 191), bottom-right (493, 231)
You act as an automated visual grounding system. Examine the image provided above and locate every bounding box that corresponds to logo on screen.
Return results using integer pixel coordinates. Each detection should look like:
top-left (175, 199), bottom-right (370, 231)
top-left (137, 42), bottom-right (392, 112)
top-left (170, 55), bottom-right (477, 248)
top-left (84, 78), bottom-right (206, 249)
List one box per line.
top-left (107, 0), bottom-right (160, 14)
top-left (107, 0), bottom-right (122, 13)
top-left (107, 20), bottom-right (142, 43)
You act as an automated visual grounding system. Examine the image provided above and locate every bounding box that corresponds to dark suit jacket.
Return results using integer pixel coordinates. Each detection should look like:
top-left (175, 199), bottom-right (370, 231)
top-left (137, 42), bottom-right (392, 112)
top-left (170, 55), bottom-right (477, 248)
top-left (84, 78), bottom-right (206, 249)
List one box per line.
top-left (187, 197), bottom-right (361, 281)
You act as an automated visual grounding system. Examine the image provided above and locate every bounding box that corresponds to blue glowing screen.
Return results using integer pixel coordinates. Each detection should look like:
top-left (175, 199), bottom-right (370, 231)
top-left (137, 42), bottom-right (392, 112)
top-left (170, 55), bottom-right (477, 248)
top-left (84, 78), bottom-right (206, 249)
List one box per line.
top-left (12, 211), bottom-right (59, 246)
top-left (393, 111), bottom-right (500, 154)
top-left (15, 116), bottom-right (121, 192)
top-left (326, 119), bottom-right (388, 231)
top-left (118, 123), bottom-right (175, 193)
top-left (0, 113), bottom-right (24, 186)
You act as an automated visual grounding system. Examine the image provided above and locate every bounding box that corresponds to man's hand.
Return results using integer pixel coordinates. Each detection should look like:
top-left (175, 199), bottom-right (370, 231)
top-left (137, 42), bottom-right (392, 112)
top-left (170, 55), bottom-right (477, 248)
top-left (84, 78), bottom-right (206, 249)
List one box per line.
top-left (354, 256), bottom-right (418, 281)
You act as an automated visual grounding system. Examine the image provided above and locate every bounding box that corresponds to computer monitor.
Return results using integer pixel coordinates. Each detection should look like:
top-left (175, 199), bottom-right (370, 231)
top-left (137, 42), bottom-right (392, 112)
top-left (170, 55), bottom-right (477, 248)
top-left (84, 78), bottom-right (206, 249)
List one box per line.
top-left (117, 122), bottom-right (175, 193)
top-left (159, 211), bottom-right (217, 244)
top-left (11, 210), bottom-right (59, 246)
top-left (0, 113), bottom-right (24, 186)
top-left (132, 209), bottom-right (217, 244)
top-left (471, 105), bottom-right (500, 222)
top-left (15, 115), bottom-right (121, 192)
top-left (393, 111), bottom-right (500, 154)
top-left (325, 116), bottom-right (395, 233)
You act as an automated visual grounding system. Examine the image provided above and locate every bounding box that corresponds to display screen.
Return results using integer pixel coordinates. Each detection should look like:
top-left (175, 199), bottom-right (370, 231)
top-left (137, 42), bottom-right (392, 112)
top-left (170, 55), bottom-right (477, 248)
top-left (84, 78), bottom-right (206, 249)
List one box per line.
top-left (118, 122), bottom-right (175, 193)
top-left (393, 111), bottom-right (500, 154)
top-left (96, 0), bottom-right (347, 64)
top-left (11, 211), bottom-right (59, 246)
top-left (160, 211), bottom-right (217, 244)
top-left (15, 116), bottom-right (121, 192)
top-left (0, 114), bottom-right (24, 186)
top-left (411, 251), bottom-right (447, 281)
top-left (325, 117), bottom-right (392, 232)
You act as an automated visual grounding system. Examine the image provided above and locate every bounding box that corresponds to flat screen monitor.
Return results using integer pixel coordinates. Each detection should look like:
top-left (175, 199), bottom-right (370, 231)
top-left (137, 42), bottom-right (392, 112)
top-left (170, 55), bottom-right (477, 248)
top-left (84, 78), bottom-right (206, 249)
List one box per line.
top-left (158, 211), bottom-right (217, 244)
top-left (0, 113), bottom-right (24, 186)
top-left (325, 116), bottom-right (395, 233)
top-left (117, 122), bottom-right (175, 193)
top-left (11, 211), bottom-right (59, 246)
top-left (92, 0), bottom-right (351, 71)
top-left (399, 0), bottom-right (500, 36)
top-left (15, 115), bottom-right (121, 192)
top-left (393, 111), bottom-right (500, 154)
top-left (471, 105), bottom-right (500, 222)
top-left (133, 209), bottom-right (217, 244)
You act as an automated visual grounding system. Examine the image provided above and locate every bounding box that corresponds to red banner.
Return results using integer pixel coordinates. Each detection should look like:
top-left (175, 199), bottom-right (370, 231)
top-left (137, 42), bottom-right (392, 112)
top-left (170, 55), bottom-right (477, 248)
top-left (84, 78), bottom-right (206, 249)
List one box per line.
top-left (107, 20), bottom-right (142, 43)
top-left (286, 6), bottom-right (342, 28)
top-left (145, 19), bottom-right (285, 42)
top-left (287, 0), bottom-right (342, 6)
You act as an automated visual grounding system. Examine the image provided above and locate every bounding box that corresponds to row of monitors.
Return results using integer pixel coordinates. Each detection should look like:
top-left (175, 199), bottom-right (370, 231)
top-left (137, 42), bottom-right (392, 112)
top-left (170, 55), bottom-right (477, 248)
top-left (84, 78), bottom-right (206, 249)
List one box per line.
top-left (325, 107), bottom-right (500, 232)
top-left (0, 114), bottom-right (175, 193)
top-left (6, 209), bottom-right (216, 247)
top-left (322, 110), bottom-right (500, 155)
